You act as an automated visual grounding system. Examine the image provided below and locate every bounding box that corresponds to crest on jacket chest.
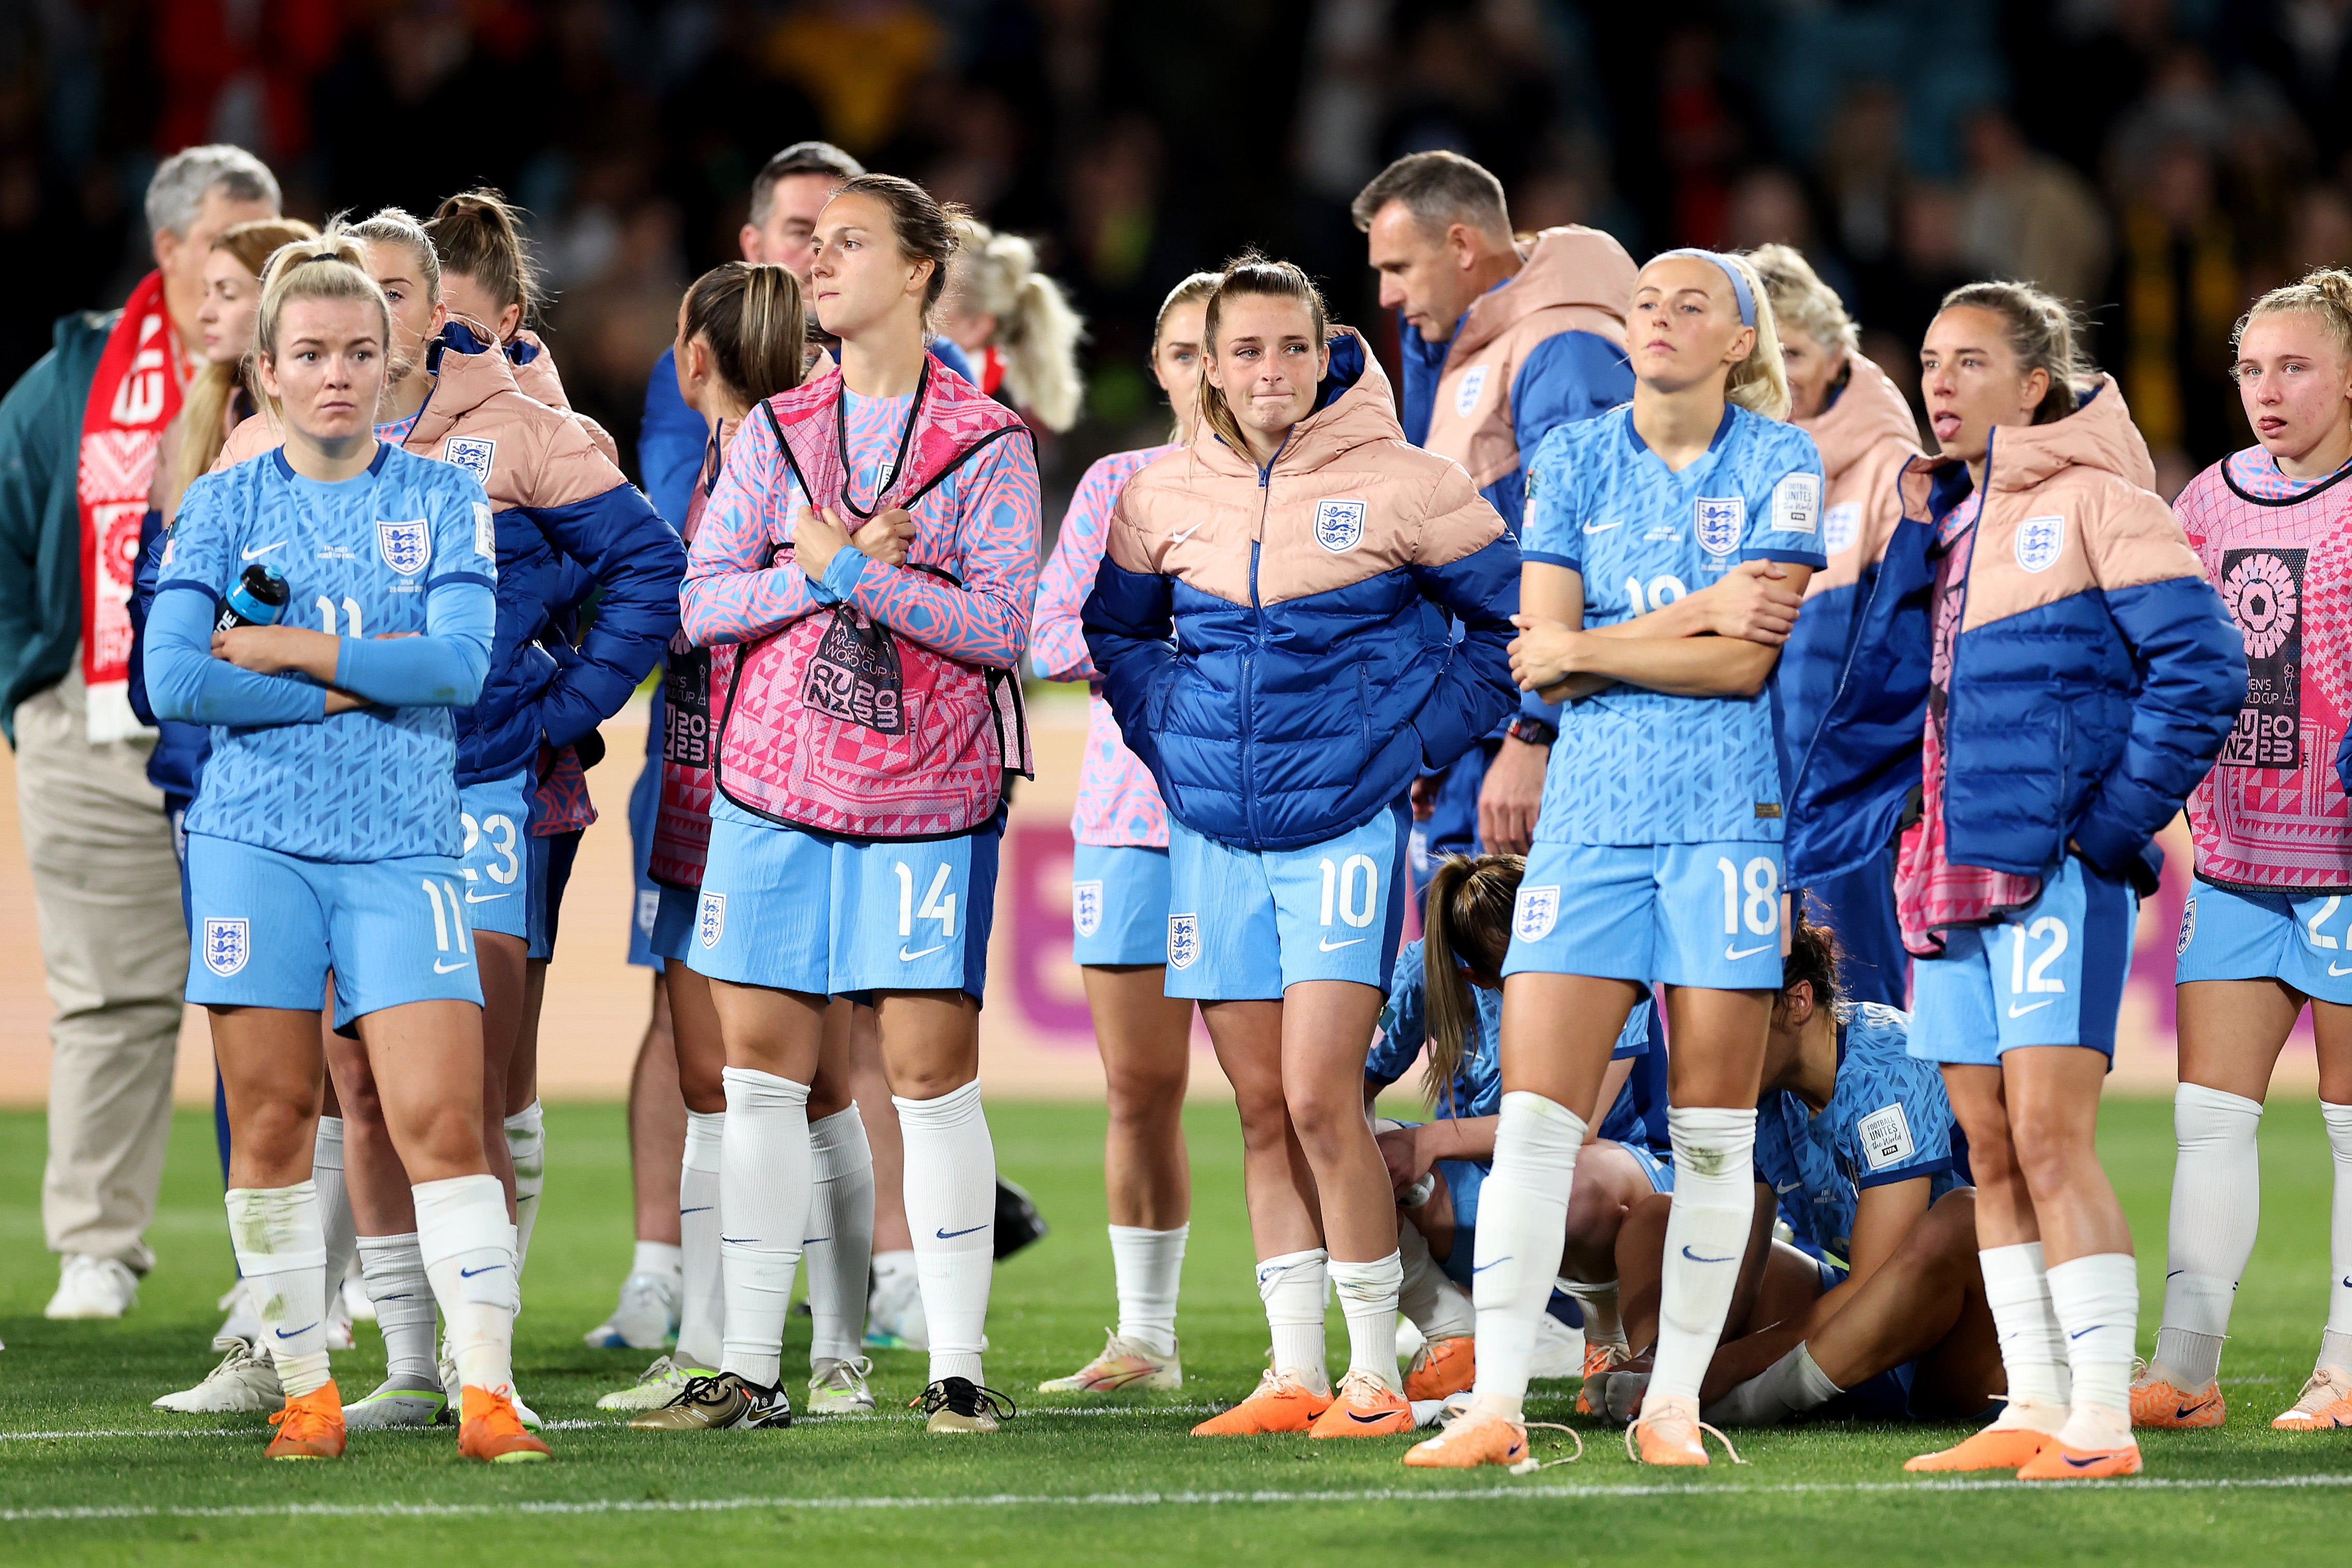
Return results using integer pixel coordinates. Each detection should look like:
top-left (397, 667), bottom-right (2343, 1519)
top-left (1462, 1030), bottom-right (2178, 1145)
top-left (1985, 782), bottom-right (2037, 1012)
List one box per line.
top-left (1453, 364), bottom-right (1488, 418)
top-left (443, 436), bottom-right (495, 487)
top-left (1314, 497), bottom-right (1367, 552)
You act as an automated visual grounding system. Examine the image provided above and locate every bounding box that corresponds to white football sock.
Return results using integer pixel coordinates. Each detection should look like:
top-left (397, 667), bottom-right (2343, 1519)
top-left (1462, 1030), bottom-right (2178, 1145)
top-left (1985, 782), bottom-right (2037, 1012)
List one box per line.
top-left (632, 1240), bottom-right (683, 1280)
top-left (357, 1232), bottom-right (438, 1388)
top-left (225, 1182), bottom-right (331, 1398)
top-left (1397, 1219), bottom-right (1475, 1342)
top-left (1329, 1250), bottom-right (1404, 1390)
top-left (1558, 1276), bottom-right (1624, 1346)
top-left (806, 1104), bottom-right (875, 1367)
top-left (503, 1100), bottom-right (546, 1275)
top-left (1703, 1341), bottom-right (1843, 1427)
top-left (415, 1173), bottom-right (519, 1394)
top-left (1108, 1223), bottom-right (1187, 1356)
top-left (1649, 1105), bottom-right (1757, 1405)
top-left (1468, 1091), bottom-right (1587, 1420)
top-left (2322, 1328), bottom-right (2352, 1376)
top-left (1980, 1241), bottom-right (2068, 1430)
top-left (717, 1066), bottom-right (811, 1392)
top-left (2049, 1251), bottom-right (2138, 1449)
top-left (895, 1079), bottom-right (996, 1386)
top-left (312, 1117), bottom-right (358, 1309)
top-left (1256, 1247), bottom-right (1329, 1390)
top-left (676, 1110), bottom-right (724, 1370)
top-left (2152, 1083), bottom-right (2260, 1389)
top-left (2326, 1103), bottom-right (2352, 1338)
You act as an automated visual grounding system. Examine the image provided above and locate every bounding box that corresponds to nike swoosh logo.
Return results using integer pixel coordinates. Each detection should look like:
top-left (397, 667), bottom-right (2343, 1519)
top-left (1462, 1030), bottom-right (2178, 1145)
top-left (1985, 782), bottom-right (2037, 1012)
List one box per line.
top-left (1582, 520), bottom-right (1621, 534)
top-left (803, 1237), bottom-right (831, 1245)
top-left (936, 1223), bottom-right (989, 1239)
top-left (1775, 1180), bottom-right (1804, 1194)
top-left (2175, 1403), bottom-right (2206, 1421)
top-left (680, 1206), bottom-right (713, 1215)
top-left (459, 1264), bottom-right (504, 1278)
top-left (2330, 962), bottom-right (2352, 976)
top-left (900, 944), bottom-right (945, 961)
top-left (276, 1323), bottom-right (319, 1339)
top-left (1471, 1257), bottom-right (1513, 1274)
top-left (434, 959), bottom-right (469, 973)
top-left (1319, 936), bottom-right (1364, 952)
top-left (1347, 1409), bottom-right (1397, 1425)
top-left (243, 541), bottom-right (286, 559)
top-left (464, 890), bottom-right (508, 903)
top-left (2063, 1453), bottom-right (2105, 1470)
top-left (2167, 1270), bottom-right (2185, 1279)
top-left (2008, 1000), bottom-right (2055, 1017)
top-left (1169, 523), bottom-right (1201, 544)
top-left (1724, 943), bottom-right (1772, 960)
top-left (1680, 1246), bottom-right (1739, 1264)
top-left (2068, 1325), bottom-right (2102, 1340)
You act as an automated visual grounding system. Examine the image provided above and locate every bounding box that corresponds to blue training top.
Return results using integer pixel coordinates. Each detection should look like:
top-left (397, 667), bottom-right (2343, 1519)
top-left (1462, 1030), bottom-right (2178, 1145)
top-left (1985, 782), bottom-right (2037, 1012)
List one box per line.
top-left (1755, 1001), bottom-right (1959, 1264)
top-left (148, 444), bottom-right (496, 863)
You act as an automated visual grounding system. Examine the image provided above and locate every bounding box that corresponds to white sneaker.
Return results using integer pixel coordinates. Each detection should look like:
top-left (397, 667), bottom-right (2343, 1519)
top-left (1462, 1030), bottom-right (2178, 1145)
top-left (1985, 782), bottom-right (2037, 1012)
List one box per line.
top-left (807, 1355), bottom-right (877, 1413)
top-left (342, 1275), bottom-right (377, 1323)
top-left (596, 1353), bottom-right (708, 1411)
top-left (582, 1270), bottom-right (681, 1351)
top-left (510, 1387), bottom-right (543, 1431)
top-left (46, 1255), bottom-right (137, 1320)
top-left (342, 1376), bottom-right (447, 1429)
top-left (1528, 1309), bottom-right (1588, 1380)
top-left (866, 1267), bottom-right (929, 1351)
top-left (151, 1336), bottom-right (281, 1413)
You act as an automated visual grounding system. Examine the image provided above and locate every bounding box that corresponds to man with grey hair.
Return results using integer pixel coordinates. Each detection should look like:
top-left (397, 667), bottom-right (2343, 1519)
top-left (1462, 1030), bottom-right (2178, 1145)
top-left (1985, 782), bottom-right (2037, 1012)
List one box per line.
top-left (1354, 148), bottom-right (1636, 860)
top-left (0, 143), bottom-right (278, 1319)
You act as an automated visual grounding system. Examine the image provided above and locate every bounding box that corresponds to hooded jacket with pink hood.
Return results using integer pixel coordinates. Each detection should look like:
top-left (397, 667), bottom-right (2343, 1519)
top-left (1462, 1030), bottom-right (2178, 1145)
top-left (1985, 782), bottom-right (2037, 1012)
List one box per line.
top-left (1084, 331), bottom-right (1521, 851)
top-left (1788, 376), bottom-right (2240, 890)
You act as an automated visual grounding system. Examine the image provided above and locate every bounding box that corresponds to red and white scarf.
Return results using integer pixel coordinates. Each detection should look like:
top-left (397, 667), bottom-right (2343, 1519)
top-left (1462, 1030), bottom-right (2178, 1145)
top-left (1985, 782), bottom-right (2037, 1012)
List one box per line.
top-left (76, 270), bottom-right (184, 740)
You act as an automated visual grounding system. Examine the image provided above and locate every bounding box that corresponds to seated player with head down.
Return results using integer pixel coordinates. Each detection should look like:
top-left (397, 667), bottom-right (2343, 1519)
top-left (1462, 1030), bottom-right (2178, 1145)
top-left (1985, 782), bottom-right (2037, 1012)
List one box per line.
top-left (1602, 908), bottom-right (1981, 1430)
top-left (1364, 853), bottom-right (1675, 1404)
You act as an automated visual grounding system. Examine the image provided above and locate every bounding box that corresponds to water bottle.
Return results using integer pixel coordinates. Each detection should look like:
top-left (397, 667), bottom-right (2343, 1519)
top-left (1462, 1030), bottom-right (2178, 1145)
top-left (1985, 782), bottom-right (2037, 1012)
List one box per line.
top-left (216, 563), bottom-right (288, 632)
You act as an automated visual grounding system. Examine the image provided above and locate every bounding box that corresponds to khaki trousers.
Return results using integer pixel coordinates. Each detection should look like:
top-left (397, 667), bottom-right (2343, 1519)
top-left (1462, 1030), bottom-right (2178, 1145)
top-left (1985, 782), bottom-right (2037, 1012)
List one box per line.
top-left (17, 661), bottom-right (187, 1271)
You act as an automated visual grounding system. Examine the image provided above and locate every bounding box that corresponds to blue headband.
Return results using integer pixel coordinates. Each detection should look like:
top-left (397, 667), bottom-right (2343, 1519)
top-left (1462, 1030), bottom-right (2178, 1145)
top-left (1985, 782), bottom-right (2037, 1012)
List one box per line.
top-left (1652, 248), bottom-right (1755, 327)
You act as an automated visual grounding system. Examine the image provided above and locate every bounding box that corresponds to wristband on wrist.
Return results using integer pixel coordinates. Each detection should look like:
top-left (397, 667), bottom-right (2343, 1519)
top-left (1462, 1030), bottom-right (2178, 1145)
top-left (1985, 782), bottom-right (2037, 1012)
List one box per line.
top-left (1506, 715), bottom-right (1557, 747)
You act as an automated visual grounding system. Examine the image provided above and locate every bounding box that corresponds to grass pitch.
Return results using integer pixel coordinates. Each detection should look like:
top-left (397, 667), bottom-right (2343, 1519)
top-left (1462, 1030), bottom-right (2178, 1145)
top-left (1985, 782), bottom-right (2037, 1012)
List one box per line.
top-left (3, 1095), bottom-right (2350, 1565)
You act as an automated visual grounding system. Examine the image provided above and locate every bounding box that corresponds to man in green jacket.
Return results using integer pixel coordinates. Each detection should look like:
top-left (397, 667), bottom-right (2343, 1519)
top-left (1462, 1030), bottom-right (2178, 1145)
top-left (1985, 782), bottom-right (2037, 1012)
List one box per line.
top-left (0, 144), bottom-right (278, 1319)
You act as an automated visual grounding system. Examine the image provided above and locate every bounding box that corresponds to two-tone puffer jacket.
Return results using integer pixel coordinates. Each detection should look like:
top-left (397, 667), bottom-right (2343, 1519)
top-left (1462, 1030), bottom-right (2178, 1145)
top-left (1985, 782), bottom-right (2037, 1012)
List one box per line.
top-left (218, 321), bottom-right (683, 785)
top-left (1780, 352), bottom-right (1923, 752)
top-left (1084, 330), bottom-right (1522, 851)
top-left (1787, 376), bottom-right (2241, 889)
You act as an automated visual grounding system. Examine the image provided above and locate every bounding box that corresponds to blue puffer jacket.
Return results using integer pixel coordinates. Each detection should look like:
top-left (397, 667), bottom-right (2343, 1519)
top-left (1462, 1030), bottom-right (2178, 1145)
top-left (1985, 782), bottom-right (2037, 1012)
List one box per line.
top-left (127, 507), bottom-right (208, 801)
top-left (1787, 379), bottom-right (2240, 888)
top-left (1084, 331), bottom-right (1522, 851)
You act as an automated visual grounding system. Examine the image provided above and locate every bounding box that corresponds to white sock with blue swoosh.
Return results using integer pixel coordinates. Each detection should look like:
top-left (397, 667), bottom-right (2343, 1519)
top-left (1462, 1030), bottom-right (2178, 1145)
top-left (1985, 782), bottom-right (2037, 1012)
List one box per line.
top-left (1467, 1091), bottom-right (1588, 1421)
top-left (897, 1078), bottom-right (996, 1386)
top-left (2049, 1251), bottom-right (2139, 1450)
top-left (806, 1104), bottom-right (875, 1368)
top-left (1649, 1105), bottom-right (1758, 1407)
top-left (226, 1181), bottom-right (331, 1398)
top-left (2153, 1082), bottom-right (2262, 1391)
top-left (718, 1066), bottom-right (812, 1391)
top-left (416, 1173), bottom-right (520, 1395)
top-left (676, 1110), bottom-right (725, 1370)
top-left (357, 1232), bottom-right (438, 1389)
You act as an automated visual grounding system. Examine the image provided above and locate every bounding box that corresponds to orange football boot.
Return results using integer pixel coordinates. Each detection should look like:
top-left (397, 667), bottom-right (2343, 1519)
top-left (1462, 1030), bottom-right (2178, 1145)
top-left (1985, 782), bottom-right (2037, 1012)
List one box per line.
top-left (1903, 1421), bottom-right (2054, 1473)
top-left (2130, 1364), bottom-right (2225, 1430)
top-left (1308, 1371), bottom-right (1415, 1438)
top-left (1625, 1396), bottom-right (1738, 1467)
top-left (264, 1381), bottom-right (345, 1461)
top-left (2272, 1365), bottom-right (2352, 1430)
top-left (459, 1385), bottom-right (552, 1464)
top-left (1190, 1370), bottom-right (1333, 1436)
top-left (1404, 1336), bottom-right (1476, 1403)
top-left (1403, 1410), bottom-right (1530, 1469)
top-left (2017, 1438), bottom-right (2143, 1480)
top-left (1578, 1340), bottom-right (1631, 1417)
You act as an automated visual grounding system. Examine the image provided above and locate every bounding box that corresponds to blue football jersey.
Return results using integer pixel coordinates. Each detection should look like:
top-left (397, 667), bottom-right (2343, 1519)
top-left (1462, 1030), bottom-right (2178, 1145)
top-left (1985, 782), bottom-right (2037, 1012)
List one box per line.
top-left (164, 445), bottom-right (497, 863)
top-left (1522, 403), bottom-right (1826, 846)
top-left (1367, 938), bottom-right (1656, 1128)
top-left (1754, 1002), bottom-right (1957, 1263)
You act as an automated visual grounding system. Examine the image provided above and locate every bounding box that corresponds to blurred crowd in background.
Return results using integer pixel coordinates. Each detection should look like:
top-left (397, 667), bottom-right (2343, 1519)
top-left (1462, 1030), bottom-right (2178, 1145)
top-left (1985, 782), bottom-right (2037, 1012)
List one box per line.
top-left (12, 0), bottom-right (2352, 507)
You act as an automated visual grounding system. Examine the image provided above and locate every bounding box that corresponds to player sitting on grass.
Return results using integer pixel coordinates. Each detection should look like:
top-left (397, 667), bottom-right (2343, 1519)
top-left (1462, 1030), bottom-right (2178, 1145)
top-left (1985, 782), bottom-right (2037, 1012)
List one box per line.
top-left (1598, 908), bottom-right (1963, 1428)
top-left (1365, 852), bottom-right (1675, 1404)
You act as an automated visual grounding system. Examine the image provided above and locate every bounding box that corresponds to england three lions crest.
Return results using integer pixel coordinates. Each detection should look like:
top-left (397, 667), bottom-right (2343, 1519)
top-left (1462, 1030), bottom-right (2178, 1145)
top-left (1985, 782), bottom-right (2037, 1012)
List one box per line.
top-left (1513, 885), bottom-right (1560, 943)
top-left (1167, 912), bottom-right (1200, 970)
top-left (1695, 496), bottom-right (1745, 558)
top-left (202, 918), bottom-right (249, 977)
top-left (377, 518), bottom-right (431, 575)
top-left (1314, 498), bottom-right (1367, 553)
top-left (444, 436), bottom-right (496, 487)
top-left (1072, 880), bottom-right (1104, 940)
top-left (698, 891), bottom-right (726, 949)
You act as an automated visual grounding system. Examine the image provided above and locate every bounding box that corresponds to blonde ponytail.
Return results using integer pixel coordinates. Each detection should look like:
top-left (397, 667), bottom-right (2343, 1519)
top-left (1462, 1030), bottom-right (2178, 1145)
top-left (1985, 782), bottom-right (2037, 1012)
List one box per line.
top-left (948, 218), bottom-right (1087, 431)
top-left (1417, 853), bottom-right (1522, 1115)
top-left (1718, 251), bottom-right (1792, 421)
top-left (254, 230), bottom-right (391, 418)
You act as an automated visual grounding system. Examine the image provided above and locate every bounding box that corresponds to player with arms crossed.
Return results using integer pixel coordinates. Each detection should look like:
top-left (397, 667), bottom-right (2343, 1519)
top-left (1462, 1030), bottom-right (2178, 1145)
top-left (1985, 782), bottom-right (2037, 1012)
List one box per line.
top-left (2139, 268), bottom-right (2352, 1432)
top-left (1407, 247), bottom-right (1827, 1470)
top-left (146, 234), bottom-right (542, 1463)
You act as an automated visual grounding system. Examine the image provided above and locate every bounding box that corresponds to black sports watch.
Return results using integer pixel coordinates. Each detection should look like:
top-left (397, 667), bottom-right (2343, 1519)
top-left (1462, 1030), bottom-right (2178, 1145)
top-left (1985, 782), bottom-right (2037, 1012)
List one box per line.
top-left (1505, 716), bottom-right (1557, 748)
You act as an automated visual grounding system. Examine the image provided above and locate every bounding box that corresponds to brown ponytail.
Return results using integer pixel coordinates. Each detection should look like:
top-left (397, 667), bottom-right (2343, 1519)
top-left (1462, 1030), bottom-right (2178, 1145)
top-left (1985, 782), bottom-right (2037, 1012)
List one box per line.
top-left (1197, 251), bottom-right (1333, 453)
top-left (426, 188), bottom-right (548, 336)
top-left (1937, 279), bottom-right (2090, 425)
top-left (1779, 898), bottom-right (1843, 1017)
top-left (1419, 853), bottom-right (1522, 1114)
top-left (682, 262), bottom-right (809, 408)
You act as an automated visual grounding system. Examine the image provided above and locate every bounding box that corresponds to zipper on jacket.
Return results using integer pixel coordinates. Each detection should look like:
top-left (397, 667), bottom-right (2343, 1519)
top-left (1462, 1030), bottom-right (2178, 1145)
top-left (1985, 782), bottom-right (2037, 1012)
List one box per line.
top-left (1241, 439), bottom-right (1283, 842)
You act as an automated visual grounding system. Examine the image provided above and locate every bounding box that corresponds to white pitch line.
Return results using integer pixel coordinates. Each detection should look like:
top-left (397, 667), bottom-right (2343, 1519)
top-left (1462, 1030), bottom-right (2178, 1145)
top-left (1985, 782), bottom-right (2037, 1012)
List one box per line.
top-left (7, 1473), bottom-right (2352, 1523)
top-left (0, 1407), bottom-right (1220, 1443)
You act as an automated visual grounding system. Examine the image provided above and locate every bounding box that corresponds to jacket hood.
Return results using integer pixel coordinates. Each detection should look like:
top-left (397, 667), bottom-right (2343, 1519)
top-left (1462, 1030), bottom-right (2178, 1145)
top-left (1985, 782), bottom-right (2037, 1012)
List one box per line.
top-left (503, 328), bottom-right (574, 411)
top-left (1192, 327), bottom-right (1406, 478)
top-left (1801, 352), bottom-right (1919, 483)
top-left (1982, 374), bottom-right (2156, 494)
top-left (1450, 226), bottom-right (1637, 362)
top-left (415, 320), bottom-right (524, 444)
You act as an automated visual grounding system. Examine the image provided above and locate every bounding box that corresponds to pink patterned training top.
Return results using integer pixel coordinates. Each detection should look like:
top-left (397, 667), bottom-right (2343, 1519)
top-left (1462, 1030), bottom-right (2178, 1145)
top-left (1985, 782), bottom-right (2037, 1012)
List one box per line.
top-left (1033, 445), bottom-right (1178, 847)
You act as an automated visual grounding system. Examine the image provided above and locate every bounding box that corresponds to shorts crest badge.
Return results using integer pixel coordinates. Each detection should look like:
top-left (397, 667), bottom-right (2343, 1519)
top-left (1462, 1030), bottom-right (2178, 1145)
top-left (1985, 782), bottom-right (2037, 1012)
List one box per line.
top-left (2015, 514), bottom-right (2065, 573)
top-left (1513, 885), bottom-right (1560, 943)
top-left (377, 518), bottom-right (431, 575)
top-left (635, 889), bottom-right (660, 937)
top-left (1072, 879), bottom-right (1103, 940)
top-left (1168, 912), bottom-right (1200, 970)
top-left (698, 891), bottom-right (726, 949)
top-left (1313, 498), bottom-right (1367, 553)
top-left (444, 436), bottom-right (495, 487)
top-left (202, 918), bottom-right (249, 978)
top-left (1454, 365), bottom-right (1488, 418)
top-left (2178, 896), bottom-right (2197, 957)
top-left (1695, 496), bottom-right (1745, 557)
